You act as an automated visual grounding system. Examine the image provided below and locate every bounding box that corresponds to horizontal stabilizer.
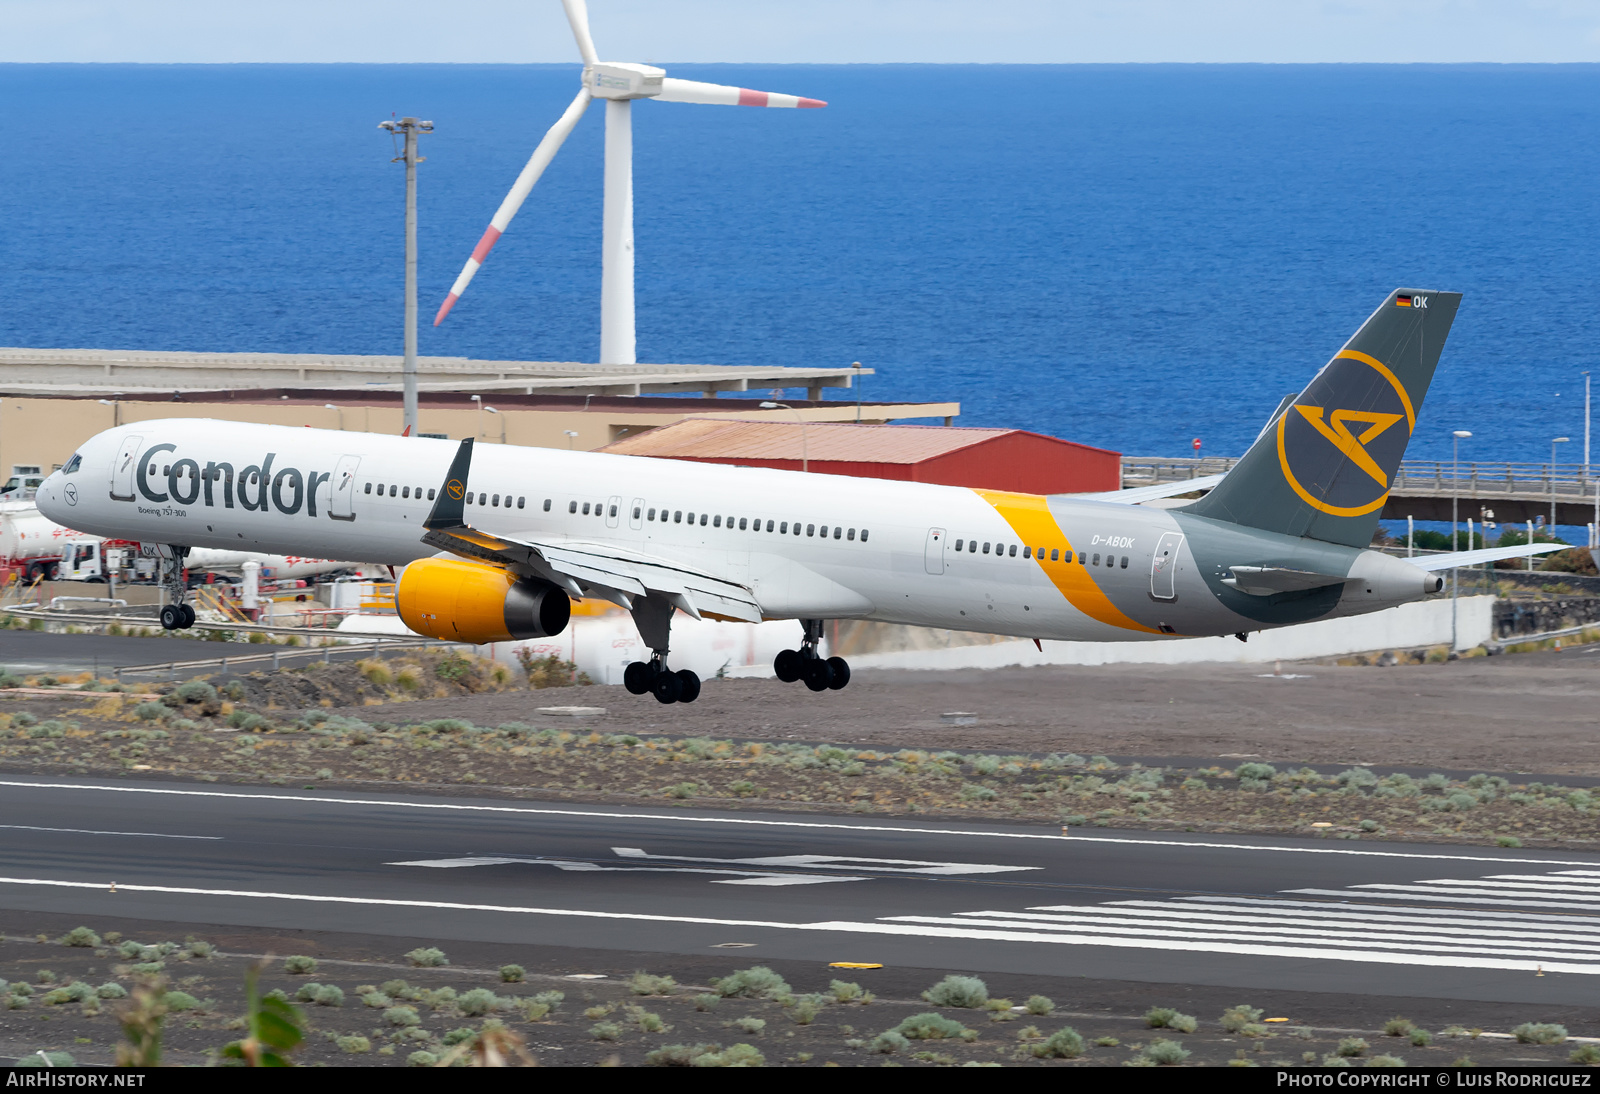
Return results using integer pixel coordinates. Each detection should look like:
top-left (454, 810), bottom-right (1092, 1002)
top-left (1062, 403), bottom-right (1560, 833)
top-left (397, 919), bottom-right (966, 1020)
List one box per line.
top-left (1222, 565), bottom-right (1346, 596)
top-left (1406, 543), bottom-right (1568, 572)
top-left (1072, 473), bottom-right (1226, 505)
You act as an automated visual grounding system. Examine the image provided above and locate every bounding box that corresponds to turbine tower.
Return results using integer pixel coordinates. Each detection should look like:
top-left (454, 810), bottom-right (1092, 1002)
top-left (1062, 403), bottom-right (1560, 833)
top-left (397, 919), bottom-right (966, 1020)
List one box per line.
top-left (434, 0), bottom-right (826, 365)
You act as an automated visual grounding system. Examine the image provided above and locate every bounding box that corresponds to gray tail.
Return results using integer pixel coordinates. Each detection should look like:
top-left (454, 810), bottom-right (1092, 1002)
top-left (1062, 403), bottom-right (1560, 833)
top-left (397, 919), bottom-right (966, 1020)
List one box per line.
top-left (1186, 289), bottom-right (1461, 548)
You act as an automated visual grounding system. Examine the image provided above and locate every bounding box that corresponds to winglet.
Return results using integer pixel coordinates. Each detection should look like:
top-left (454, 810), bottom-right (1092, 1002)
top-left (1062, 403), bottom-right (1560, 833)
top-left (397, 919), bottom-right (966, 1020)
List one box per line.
top-left (425, 439), bottom-right (474, 531)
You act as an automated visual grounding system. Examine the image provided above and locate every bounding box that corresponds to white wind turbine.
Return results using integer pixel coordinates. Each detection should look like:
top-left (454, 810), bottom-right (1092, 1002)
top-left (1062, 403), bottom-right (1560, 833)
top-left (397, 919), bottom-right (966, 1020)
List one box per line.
top-left (434, 0), bottom-right (826, 365)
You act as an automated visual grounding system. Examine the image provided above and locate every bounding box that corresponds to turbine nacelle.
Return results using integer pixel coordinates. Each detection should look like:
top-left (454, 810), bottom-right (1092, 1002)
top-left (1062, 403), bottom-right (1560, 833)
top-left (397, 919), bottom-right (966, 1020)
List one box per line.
top-left (585, 62), bottom-right (665, 100)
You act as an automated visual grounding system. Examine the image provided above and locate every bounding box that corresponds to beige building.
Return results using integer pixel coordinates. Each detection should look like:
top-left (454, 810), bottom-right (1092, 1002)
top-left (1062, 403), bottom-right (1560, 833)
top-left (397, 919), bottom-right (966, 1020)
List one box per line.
top-left (0, 389), bottom-right (960, 485)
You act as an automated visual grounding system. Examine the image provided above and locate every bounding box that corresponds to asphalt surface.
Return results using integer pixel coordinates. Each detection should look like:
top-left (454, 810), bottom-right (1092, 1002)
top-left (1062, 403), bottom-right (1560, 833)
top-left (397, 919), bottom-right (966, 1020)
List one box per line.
top-left (2, 775), bottom-right (1597, 1007)
top-left (0, 630), bottom-right (389, 677)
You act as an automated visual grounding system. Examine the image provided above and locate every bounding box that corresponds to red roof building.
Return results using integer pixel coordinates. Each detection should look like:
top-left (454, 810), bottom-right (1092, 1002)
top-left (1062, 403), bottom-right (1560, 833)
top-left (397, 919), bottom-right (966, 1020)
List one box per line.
top-left (598, 419), bottom-right (1120, 494)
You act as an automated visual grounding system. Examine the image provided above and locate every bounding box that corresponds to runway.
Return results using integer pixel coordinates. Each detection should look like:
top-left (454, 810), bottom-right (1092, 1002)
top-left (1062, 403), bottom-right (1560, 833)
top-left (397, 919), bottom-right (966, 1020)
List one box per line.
top-left (1, 776), bottom-right (1596, 1006)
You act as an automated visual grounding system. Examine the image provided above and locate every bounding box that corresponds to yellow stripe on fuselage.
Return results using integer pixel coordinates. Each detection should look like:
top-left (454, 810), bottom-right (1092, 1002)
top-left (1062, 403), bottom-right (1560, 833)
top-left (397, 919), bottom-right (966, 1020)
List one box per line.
top-left (975, 489), bottom-right (1161, 635)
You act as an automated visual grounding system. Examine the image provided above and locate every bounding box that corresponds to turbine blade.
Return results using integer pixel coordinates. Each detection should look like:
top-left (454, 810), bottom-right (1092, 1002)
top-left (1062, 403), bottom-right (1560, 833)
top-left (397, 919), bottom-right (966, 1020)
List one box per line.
top-left (562, 0), bottom-right (599, 66)
top-left (434, 87), bottom-right (593, 326)
top-left (656, 77), bottom-right (826, 109)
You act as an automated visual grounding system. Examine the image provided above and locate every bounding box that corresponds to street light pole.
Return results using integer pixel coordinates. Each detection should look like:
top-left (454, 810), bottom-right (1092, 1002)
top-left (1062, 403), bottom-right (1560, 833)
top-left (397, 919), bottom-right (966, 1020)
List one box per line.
top-left (378, 116), bottom-right (433, 438)
top-left (485, 406), bottom-right (506, 445)
top-left (760, 401), bottom-right (809, 472)
top-left (324, 403), bottom-right (344, 432)
top-left (1552, 436), bottom-right (1571, 530)
top-left (1450, 430), bottom-right (1471, 654)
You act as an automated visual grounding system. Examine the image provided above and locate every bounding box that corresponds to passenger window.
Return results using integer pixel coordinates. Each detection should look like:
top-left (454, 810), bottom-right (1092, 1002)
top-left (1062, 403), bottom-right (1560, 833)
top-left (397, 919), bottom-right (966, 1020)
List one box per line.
top-left (364, 482), bottom-right (372, 494)
top-left (983, 542), bottom-right (990, 554)
top-left (1108, 555), bottom-right (1117, 567)
top-left (1050, 548), bottom-right (1059, 561)
top-left (391, 485), bottom-right (399, 497)
top-left (674, 510), bottom-right (682, 523)
top-left (581, 502), bottom-right (590, 515)
top-left (806, 524), bottom-right (815, 537)
top-left (402, 486), bottom-right (410, 498)
top-left (714, 515), bottom-right (722, 527)
top-left (699, 514), bottom-right (707, 526)
top-left (834, 527), bottom-right (842, 540)
top-left (766, 520), bottom-right (775, 532)
top-left (819, 525), bottom-right (828, 538)
top-left (518, 497), bottom-right (525, 508)
top-left (848, 528), bottom-right (856, 541)
top-left (1021, 545), bottom-right (1029, 558)
top-left (1092, 553), bottom-right (1101, 565)
top-left (685, 511), bottom-right (693, 523)
top-left (780, 522), bottom-right (788, 534)
top-left (1078, 552), bottom-right (1086, 565)
top-left (429, 488), bottom-right (437, 501)
top-left (955, 539), bottom-right (963, 551)
top-left (544, 499), bottom-right (552, 511)
top-left (739, 518), bottom-right (747, 530)
top-left (569, 501), bottom-right (578, 514)
top-left (648, 508), bottom-right (656, 520)
top-left (1120, 555), bottom-right (1129, 569)
top-left (609, 504), bottom-right (617, 517)
top-left (861, 529), bottom-right (869, 542)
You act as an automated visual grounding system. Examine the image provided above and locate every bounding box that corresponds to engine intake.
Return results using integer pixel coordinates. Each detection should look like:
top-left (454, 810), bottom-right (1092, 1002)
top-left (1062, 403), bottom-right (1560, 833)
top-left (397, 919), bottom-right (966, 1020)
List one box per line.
top-left (397, 557), bottom-right (570, 644)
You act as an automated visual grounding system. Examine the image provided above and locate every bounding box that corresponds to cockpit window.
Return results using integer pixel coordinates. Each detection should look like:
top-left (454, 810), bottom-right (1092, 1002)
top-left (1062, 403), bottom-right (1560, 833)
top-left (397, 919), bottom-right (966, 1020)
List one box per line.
top-left (62, 454), bottom-right (82, 474)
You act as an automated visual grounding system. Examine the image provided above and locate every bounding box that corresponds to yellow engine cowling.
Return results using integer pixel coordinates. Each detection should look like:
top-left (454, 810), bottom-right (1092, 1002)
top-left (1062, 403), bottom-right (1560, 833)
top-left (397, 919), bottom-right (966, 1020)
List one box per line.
top-left (396, 558), bottom-right (571, 644)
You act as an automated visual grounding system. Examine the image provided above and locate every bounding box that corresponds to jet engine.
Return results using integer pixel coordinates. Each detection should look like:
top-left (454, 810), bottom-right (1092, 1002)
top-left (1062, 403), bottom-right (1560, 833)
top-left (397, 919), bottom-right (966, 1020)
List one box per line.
top-left (396, 557), bottom-right (570, 643)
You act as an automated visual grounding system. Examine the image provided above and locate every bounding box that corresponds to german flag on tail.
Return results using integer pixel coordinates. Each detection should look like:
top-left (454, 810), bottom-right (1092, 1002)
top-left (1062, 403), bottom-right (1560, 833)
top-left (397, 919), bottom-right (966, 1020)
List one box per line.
top-left (1395, 294), bottom-right (1414, 306)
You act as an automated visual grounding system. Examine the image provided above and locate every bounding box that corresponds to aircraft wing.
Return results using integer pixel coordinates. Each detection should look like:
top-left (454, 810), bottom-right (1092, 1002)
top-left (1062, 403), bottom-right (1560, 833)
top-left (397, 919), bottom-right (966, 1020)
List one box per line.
top-left (420, 439), bottom-right (762, 623)
top-left (1071, 473), bottom-right (1226, 505)
top-left (1405, 543), bottom-right (1569, 572)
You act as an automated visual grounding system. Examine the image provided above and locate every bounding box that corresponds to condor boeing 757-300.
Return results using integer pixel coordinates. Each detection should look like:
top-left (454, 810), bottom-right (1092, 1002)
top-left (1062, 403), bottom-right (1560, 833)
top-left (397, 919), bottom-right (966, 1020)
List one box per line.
top-left (36, 291), bottom-right (1559, 704)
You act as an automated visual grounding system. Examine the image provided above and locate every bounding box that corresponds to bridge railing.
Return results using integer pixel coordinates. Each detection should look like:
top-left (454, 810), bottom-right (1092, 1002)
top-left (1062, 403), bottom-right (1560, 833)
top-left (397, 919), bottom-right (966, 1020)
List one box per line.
top-left (1123, 457), bottom-right (1600, 501)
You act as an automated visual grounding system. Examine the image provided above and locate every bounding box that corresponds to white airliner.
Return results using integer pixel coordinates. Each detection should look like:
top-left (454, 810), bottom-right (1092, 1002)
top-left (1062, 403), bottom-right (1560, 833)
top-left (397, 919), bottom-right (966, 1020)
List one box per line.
top-left (36, 291), bottom-right (1557, 704)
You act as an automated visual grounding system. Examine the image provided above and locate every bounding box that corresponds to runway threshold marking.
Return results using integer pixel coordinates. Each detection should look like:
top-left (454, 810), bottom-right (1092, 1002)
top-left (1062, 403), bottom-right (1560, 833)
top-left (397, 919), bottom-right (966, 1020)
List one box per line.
top-left (0, 872), bottom-right (1594, 976)
top-left (0, 824), bottom-right (221, 841)
top-left (4, 779), bottom-right (1597, 868)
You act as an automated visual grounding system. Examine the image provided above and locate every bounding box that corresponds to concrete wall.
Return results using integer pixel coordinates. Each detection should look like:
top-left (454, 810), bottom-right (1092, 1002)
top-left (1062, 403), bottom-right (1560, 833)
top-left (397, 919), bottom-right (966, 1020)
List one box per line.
top-left (835, 596), bottom-right (1497, 672)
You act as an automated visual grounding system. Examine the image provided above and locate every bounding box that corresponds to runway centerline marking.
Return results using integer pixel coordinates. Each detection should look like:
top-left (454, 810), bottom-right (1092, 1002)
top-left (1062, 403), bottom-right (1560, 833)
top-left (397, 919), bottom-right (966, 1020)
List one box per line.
top-left (4, 779), bottom-right (1596, 867)
top-left (0, 824), bottom-right (220, 841)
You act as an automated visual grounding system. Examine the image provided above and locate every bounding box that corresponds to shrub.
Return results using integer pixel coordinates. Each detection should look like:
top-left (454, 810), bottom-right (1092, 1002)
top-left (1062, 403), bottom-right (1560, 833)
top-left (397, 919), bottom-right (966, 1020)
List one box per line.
top-left (9, 983), bottom-right (32, 997)
top-left (175, 681), bottom-right (218, 704)
top-left (384, 1005), bottom-right (421, 1027)
top-left (628, 971), bottom-right (677, 995)
top-left (729, 1016), bottom-right (765, 1035)
top-left (713, 966), bottom-right (790, 999)
top-left (186, 941), bottom-right (214, 959)
top-left (1142, 1038), bottom-right (1192, 1065)
top-left (590, 1021), bottom-right (621, 1041)
top-left (694, 994), bottom-right (721, 1011)
top-left (516, 1000), bottom-right (551, 1021)
top-left (921, 974), bottom-right (988, 1008)
top-left (1336, 1037), bottom-right (1370, 1057)
top-left (405, 947), bottom-right (448, 968)
top-left (294, 982), bottom-right (322, 1002)
top-left (1235, 762), bottom-right (1277, 780)
top-left (1031, 1027), bottom-right (1086, 1059)
top-left (457, 989), bottom-right (502, 1017)
top-left (646, 1042), bottom-right (720, 1067)
top-left (163, 991), bottom-right (200, 1012)
top-left (283, 955), bottom-right (317, 975)
top-left (1368, 1055), bottom-right (1406, 1067)
top-left (1384, 1017), bottom-right (1415, 1036)
top-left (1512, 1023), bottom-right (1568, 1045)
top-left (133, 702), bottom-right (168, 722)
top-left (499, 964), bottom-right (525, 983)
top-left (441, 1027), bottom-right (476, 1045)
top-left (692, 1044), bottom-right (763, 1067)
top-left (892, 1012), bottom-right (971, 1040)
top-left (870, 1031), bottom-right (910, 1054)
top-left (1570, 1044), bottom-right (1600, 1064)
top-left (1142, 1007), bottom-right (1197, 1033)
top-left (361, 992), bottom-right (391, 1008)
top-left (530, 990), bottom-right (564, 1008)
top-left (59, 927), bottom-right (100, 948)
top-left (1410, 1029), bottom-right (1433, 1047)
top-left (1024, 994), bottom-right (1054, 1016)
top-left (407, 1051), bottom-right (438, 1067)
top-left (829, 980), bottom-right (865, 1003)
top-left (337, 1035), bottom-right (371, 1054)
top-left (96, 983), bottom-right (127, 999)
top-left (1220, 1003), bottom-right (1264, 1032)
top-left (314, 985), bottom-right (344, 1007)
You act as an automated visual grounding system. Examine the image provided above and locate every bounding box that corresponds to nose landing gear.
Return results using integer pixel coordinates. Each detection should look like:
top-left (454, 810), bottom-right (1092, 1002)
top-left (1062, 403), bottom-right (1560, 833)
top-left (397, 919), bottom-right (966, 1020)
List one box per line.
top-left (155, 546), bottom-right (196, 631)
top-left (775, 619), bottom-right (851, 692)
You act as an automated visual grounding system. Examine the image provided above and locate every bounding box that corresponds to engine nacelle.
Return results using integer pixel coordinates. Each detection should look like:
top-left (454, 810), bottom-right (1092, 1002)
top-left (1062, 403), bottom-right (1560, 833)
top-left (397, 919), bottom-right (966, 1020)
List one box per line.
top-left (396, 558), bottom-right (570, 644)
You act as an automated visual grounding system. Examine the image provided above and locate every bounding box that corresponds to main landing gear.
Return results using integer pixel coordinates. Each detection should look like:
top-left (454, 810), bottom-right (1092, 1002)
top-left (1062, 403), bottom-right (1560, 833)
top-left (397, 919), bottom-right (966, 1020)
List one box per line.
top-left (623, 658), bottom-right (701, 705)
top-left (622, 594), bottom-right (700, 704)
top-left (774, 618), bottom-right (851, 692)
top-left (155, 545), bottom-right (196, 631)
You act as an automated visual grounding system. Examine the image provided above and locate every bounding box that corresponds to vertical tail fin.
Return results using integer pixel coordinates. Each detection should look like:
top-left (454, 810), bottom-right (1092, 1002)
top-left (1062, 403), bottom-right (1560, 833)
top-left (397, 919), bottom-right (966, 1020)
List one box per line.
top-left (1187, 288), bottom-right (1461, 547)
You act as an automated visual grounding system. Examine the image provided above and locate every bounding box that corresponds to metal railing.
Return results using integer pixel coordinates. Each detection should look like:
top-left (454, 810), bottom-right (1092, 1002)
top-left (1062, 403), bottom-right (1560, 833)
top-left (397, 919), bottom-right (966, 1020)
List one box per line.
top-left (1124, 456), bottom-right (1600, 504)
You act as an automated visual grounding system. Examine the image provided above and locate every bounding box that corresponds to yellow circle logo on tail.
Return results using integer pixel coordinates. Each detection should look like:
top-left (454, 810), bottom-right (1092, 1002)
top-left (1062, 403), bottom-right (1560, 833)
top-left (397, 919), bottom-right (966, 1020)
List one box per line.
top-left (1276, 350), bottom-right (1416, 518)
top-left (446, 479), bottom-right (465, 501)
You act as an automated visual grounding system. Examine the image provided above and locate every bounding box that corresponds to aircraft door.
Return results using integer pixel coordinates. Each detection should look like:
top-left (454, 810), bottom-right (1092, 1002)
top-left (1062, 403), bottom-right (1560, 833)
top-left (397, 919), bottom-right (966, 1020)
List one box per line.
top-left (329, 455), bottom-right (362, 522)
top-left (606, 495), bottom-right (622, 529)
top-left (110, 436), bottom-right (143, 501)
top-left (924, 527), bottom-right (946, 575)
top-left (1150, 532), bottom-right (1184, 601)
top-left (629, 497), bottom-right (644, 531)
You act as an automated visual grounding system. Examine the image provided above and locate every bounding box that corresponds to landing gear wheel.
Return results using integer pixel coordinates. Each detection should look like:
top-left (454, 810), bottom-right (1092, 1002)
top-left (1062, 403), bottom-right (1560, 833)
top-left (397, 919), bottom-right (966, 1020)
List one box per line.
top-left (180, 603), bottom-right (196, 629)
top-left (774, 649), bottom-right (803, 683)
top-left (803, 657), bottom-right (833, 692)
top-left (826, 656), bottom-right (850, 690)
top-left (676, 669), bottom-right (701, 704)
top-left (652, 670), bottom-right (682, 705)
top-left (159, 604), bottom-right (184, 631)
top-left (624, 661), bottom-right (655, 695)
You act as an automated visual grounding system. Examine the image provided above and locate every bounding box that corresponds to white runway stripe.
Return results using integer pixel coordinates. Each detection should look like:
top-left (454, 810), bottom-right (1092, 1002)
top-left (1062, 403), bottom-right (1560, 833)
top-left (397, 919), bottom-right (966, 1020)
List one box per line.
top-left (1177, 895), bottom-right (1600, 926)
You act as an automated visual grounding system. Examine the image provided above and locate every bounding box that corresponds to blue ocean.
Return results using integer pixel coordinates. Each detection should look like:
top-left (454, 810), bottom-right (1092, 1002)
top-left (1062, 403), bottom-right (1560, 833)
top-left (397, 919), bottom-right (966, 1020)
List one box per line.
top-left (3, 63), bottom-right (1600, 468)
